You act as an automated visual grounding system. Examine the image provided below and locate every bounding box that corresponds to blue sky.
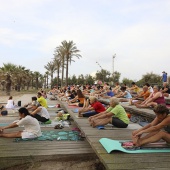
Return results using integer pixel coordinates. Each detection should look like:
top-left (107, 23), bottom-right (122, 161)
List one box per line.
top-left (0, 0), bottom-right (170, 81)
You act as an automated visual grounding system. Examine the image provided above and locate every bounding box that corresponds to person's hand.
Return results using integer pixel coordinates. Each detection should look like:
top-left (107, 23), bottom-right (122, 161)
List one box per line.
top-left (132, 130), bottom-right (139, 136)
top-left (135, 131), bottom-right (143, 138)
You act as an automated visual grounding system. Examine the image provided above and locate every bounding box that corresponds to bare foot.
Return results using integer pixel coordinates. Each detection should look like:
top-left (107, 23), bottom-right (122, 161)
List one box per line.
top-left (136, 104), bottom-right (142, 108)
top-left (78, 113), bottom-right (83, 117)
top-left (132, 135), bottom-right (141, 146)
top-left (91, 121), bottom-right (96, 128)
top-left (0, 129), bottom-right (4, 136)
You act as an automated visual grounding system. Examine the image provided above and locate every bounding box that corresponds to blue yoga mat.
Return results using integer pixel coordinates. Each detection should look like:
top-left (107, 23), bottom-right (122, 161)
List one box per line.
top-left (99, 138), bottom-right (170, 154)
top-left (97, 125), bottom-right (105, 129)
top-left (72, 108), bottom-right (79, 113)
top-left (0, 123), bottom-right (8, 127)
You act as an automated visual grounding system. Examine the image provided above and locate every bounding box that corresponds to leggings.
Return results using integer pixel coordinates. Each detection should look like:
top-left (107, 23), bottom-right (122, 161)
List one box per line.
top-left (112, 117), bottom-right (128, 128)
top-left (33, 114), bottom-right (49, 122)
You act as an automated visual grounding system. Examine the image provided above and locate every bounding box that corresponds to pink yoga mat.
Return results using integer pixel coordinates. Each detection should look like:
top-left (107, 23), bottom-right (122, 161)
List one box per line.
top-left (67, 105), bottom-right (80, 109)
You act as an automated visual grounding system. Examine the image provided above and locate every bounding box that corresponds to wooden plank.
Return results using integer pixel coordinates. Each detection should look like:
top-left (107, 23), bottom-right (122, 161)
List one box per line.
top-left (56, 97), bottom-right (170, 170)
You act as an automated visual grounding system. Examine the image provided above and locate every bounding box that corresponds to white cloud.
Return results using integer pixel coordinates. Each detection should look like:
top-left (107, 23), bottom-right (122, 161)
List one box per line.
top-left (0, 0), bottom-right (170, 81)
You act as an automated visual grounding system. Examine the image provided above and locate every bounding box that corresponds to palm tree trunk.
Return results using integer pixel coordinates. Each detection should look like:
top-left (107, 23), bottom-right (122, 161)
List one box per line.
top-left (65, 57), bottom-right (69, 86)
top-left (51, 73), bottom-right (53, 89)
top-left (57, 69), bottom-right (60, 87)
top-left (61, 59), bottom-right (64, 87)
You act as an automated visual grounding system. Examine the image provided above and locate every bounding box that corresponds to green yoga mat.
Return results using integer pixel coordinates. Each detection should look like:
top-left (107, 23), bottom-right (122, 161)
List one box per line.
top-left (14, 131), bottom-right (82, 142)
top-left (99, 138), bottom-right (170, 154)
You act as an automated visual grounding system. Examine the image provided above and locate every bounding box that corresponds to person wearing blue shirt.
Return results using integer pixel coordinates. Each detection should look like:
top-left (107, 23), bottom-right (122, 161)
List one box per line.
top-left (162, 71), bottom-right (167, 83)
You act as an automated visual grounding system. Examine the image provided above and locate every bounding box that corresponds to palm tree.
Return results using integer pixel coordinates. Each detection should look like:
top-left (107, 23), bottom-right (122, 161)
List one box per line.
top-left (55, 47), bottom-right (66, 87)
top-left (45, 71), bottom-right (49, 88)
top-left (44, 61), bottom-right (57, 88)
top-left (59, 40), bottom-right (82, 86)
top-left (53, 53), bottom-right (62, 87)
top-left (0, 63), bottom-right (16, 94)
top-left (34, 71), bottom-right (41, 90)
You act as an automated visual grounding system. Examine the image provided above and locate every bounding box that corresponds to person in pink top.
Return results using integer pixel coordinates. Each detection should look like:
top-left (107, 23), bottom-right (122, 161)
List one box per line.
top-left (136, 85), bottom-right (165, 108)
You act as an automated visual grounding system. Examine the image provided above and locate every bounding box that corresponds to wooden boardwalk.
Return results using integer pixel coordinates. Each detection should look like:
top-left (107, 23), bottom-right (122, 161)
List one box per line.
top-left (58, 98), bottom-right (170, 170)
top-left (0, 95), bottom-right (96, 169)
top-left (1, 94), bottom-right (170, 169)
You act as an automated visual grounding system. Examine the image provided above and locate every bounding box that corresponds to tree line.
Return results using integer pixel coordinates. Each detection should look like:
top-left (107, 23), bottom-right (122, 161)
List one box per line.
top-left (0, 40), bottom-right (169, 95)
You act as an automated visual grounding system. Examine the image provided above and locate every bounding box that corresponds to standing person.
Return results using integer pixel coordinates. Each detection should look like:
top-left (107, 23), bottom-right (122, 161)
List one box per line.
top-left (6, 96), bottom-right (15, 109)
top-left (132, 104), bottom-right (170, 147)
top-left (37, 92), bottom-right (47, 108)
top-left (162, 71), bottom-right (167, 83)
top-left (0, 107), bottom-right (42, 139)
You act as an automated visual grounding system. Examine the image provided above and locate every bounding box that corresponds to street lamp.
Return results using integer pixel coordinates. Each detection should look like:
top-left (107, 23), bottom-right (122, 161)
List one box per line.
top-left (112, 53), bottom-right (116, 75)
top-left (96, 61), bottom-right (104, 82)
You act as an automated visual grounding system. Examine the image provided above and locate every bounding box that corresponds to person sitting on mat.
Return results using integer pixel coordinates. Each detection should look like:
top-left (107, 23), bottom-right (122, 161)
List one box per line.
top-left (0, 104), bottom-right (8, 116)
top-left (132, 104), bottom-right (170, 147)
top-left (0, 107), bottom-right (42, 139)
top-left (115, 86), bottom-right (132, 102)
top-left (127, 82), bottom-right (140, 95)
top-left (135, 85), bottom-right (165, 108)
top-left (30, 101), bottom-right (50, 123)
top-left (129, 86), bottom-right (150, 105)
top-left (6, 96), bottom-right (15, 109)
top-left (160, 82), bottom-right (170, 99)
top-left (24, 96), bottom-right (38, 111)
top-left (68, 89), bottom-right (85, 107)
top-left (89, 97), bottom-right (129, 128)
top-left (78, 96), bottom-right (105, 117)
top-left (37, 92), bottom-right (47, 108)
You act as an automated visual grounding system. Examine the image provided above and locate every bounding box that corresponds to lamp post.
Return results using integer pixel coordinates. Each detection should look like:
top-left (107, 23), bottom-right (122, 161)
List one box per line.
top-left (112, 53), bottom-right (116, 75)
top-left (96, 61), bottom-right (104, 83)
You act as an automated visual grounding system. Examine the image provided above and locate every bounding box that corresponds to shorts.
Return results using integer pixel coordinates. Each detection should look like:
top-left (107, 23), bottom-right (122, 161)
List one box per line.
top-left (21, 131), bottom-right (37, 139)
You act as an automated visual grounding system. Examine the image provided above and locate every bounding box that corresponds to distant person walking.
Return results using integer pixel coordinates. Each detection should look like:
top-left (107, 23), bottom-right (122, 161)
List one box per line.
top-left (162, 71), bottom-right (167, 83)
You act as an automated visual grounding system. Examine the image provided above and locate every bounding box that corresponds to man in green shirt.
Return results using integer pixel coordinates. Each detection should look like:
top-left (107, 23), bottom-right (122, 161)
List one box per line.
top-left (89, 97), bottom-right (129, 128)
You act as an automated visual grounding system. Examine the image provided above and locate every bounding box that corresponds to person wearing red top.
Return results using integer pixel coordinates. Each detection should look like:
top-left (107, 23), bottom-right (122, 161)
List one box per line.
top-left (78, 96), bottom-right (105, 117)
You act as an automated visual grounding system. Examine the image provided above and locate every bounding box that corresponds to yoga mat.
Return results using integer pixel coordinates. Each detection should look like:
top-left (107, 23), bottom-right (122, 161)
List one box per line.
top-left (139, 121), bottom-right (149, 127)
top-left (72, 108), bottom-right (79, 113)
top-left (14, 131), bottom-right (82, 142)
top-left (0, 121), bottom-right (69, 128)
top-left (97, 125), bottom-right (105, 130)
top-left (99, 138), bottom-right (170, 153)
top-left (67, 105), bottom-right (79, 109)
top-left (48, 105), bottom-right (56, 108)
top-left (0, 123), bottom-right (9, 127)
